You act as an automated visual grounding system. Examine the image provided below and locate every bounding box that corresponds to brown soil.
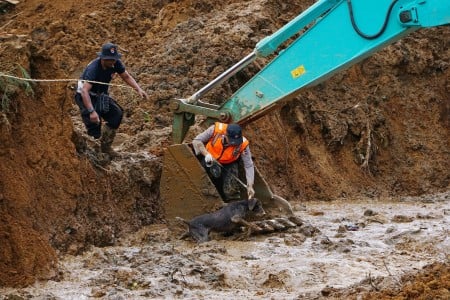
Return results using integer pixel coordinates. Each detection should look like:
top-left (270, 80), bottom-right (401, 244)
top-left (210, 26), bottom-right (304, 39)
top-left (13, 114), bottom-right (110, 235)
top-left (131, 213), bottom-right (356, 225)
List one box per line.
top-left (0, 0), bottom-right (448, 297)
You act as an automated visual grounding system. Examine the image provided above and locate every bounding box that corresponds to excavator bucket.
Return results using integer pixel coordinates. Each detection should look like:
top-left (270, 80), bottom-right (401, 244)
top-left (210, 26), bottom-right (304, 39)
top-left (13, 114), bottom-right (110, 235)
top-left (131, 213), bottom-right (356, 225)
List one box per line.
top-left (161, 144), bottom-right (293, 225)
top-left (161, 143), bottom-right (223, 222)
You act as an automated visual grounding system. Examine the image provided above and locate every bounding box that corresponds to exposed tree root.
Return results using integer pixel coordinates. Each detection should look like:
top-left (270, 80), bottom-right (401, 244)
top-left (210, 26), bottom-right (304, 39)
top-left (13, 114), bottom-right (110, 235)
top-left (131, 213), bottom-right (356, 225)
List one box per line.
top-left (361, 119), bottom-right (372, 173)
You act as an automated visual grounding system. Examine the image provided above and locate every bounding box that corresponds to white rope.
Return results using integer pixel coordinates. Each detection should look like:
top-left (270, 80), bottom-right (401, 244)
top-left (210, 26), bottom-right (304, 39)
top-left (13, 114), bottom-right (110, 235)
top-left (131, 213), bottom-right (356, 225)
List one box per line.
top-left (0, 72), bottom-right (132, 89)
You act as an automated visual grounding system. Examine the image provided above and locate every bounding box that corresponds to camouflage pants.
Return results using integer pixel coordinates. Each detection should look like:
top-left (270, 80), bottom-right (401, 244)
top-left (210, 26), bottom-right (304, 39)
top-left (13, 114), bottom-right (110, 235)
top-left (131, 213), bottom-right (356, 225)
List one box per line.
top-left (200, 158), bottom-right (242, 202)
top-left (220, 162), bottom-right (241, 202)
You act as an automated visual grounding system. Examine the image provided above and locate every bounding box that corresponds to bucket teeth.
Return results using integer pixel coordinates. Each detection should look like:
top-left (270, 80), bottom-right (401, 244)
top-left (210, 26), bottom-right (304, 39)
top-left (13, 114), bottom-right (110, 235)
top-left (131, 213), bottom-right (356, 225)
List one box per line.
top-left (254, 221), bottom-right (275, 233)
top-left (288, 215), bottom-right (304, 226)
top-left (275, 218), bottom-right (297, 228)
top-left (265, 219), bottom-right (286, 230)
top-left (245, 215), bottom-right (303, 236)
top-left (249, 224), bottom-right (263, 232)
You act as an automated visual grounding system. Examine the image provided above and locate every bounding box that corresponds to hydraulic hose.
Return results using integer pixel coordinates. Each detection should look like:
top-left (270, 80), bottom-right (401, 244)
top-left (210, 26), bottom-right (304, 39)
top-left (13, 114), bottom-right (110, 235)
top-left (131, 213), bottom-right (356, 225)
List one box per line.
top-left (347, 0), bottom-right (400, 40)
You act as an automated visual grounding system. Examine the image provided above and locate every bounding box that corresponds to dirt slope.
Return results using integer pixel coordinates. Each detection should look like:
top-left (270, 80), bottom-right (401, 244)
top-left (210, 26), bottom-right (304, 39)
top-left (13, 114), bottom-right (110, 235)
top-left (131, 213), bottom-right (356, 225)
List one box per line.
top-left (0, 0), bottom-right (448, 294)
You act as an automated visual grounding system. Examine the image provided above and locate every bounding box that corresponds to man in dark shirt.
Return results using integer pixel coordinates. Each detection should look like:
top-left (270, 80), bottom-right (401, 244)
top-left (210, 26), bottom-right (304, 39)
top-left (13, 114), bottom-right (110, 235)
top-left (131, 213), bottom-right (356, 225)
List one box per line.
top-left (74, 42), bottom-right (148, 158)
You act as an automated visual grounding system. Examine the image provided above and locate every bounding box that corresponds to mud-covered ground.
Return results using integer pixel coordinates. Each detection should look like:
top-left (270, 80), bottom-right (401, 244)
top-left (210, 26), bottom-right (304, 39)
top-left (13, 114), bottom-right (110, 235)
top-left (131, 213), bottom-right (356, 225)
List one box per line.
top-left (1, 192), bottom-right (449, 299)
top-left (0, 0), bottom-right (449, 298)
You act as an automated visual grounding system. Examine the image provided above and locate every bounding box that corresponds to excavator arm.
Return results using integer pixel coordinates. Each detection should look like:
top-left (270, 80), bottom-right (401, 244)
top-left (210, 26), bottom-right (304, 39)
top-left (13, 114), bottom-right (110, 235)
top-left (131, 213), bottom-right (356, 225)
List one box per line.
top-left (171, 0), bottom-right (449, 143)
top-left (162, 0), bottom-right (449, 221)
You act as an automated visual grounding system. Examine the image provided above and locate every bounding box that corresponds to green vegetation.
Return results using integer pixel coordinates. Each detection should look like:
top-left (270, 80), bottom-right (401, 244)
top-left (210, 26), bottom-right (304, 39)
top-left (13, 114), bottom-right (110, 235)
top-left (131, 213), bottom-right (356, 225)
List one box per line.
top-left (0, 65), bottom-right (34, 112)
top-left (143, 110), bottom-right (152, 123)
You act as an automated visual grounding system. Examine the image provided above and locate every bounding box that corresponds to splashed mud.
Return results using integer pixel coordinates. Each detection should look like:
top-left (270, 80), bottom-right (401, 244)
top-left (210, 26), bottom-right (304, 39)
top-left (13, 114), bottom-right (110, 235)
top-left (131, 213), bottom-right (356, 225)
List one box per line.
top-left (1, 192), bottom-right (448, 299)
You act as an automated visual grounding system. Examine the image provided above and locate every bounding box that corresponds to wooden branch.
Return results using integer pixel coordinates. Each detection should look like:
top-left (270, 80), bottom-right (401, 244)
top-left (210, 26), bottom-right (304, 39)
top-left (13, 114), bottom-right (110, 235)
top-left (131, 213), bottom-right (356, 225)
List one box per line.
top-left (383, 259), bottom-right (402, 288)
top-left (361, 120), bottom-right (372, 174)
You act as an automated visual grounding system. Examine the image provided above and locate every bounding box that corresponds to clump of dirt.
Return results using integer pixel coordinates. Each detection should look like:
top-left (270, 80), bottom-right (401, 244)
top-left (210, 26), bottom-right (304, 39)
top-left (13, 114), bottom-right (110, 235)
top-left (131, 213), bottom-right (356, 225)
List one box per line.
top-left (329, 262), bottom-right (450, 300)
top-left (0, 0), bottom-right (448, 296)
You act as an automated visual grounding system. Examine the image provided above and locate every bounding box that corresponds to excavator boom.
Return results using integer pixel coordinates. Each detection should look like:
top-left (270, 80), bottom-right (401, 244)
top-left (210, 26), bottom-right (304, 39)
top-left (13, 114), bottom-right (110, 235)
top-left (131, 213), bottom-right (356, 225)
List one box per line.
top-left (172, 0), bottom-right (449, 143)
top-left (163, 0), bottom-right (449, 221)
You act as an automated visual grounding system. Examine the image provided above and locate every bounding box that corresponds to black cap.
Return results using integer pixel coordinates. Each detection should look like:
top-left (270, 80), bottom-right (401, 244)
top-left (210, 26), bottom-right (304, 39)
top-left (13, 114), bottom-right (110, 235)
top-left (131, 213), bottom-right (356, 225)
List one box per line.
top-left (97, 43), bottom-right (122, 60)
top-left (226, 124), bottom-right (243, 146)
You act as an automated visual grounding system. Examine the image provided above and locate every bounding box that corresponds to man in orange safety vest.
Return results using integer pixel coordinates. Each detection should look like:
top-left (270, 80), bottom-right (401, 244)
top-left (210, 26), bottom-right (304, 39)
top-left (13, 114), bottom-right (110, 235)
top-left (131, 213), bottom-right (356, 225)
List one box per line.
top-left (192, 122), bottom-right (255, 202)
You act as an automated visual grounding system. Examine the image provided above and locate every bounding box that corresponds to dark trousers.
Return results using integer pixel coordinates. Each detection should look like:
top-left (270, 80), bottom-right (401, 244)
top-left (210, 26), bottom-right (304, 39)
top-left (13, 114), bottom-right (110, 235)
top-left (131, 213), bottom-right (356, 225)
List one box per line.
top-left (74, 93), bottom-right (123, 139)
top-left (199, 157), bottom-right (242, 202)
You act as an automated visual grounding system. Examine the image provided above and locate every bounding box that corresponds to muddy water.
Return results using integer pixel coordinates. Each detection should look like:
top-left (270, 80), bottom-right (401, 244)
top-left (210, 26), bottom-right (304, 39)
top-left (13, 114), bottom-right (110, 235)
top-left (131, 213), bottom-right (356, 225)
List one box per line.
top-left (1, 192), bottom-right (448, 299)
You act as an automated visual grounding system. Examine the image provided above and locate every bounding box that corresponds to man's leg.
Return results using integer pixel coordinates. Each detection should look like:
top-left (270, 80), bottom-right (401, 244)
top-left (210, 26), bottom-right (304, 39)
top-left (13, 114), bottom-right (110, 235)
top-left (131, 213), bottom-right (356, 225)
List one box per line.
top-left (99, 98), bottom-right (123, 157)
top-left (74, 93), bottom-right (101, 139)
top-left (199, 157), bottom-right (227, 200)
top-left (100, 125), bottom-right (117, 156)
top-left (198, 157), bottom-right (241, 202)
top-left (222, 162), bottom-right (241, 202)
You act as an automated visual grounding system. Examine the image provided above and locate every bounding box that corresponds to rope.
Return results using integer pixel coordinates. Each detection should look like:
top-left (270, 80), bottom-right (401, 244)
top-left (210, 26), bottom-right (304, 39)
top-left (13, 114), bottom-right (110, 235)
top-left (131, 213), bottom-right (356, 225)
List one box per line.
top-left (0, 72), bottom-right (132, 89)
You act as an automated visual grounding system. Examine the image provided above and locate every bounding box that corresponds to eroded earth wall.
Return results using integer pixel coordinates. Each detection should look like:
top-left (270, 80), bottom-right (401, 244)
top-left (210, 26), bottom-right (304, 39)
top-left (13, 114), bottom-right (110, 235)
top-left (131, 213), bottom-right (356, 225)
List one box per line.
top-left (0, 38), bottom-right (162, 286)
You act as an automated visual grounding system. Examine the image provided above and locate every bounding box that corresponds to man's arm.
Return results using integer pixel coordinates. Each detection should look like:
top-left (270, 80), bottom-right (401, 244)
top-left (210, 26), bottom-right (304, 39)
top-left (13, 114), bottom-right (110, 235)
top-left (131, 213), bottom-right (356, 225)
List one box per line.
top-left (119, 71), bottom-right (148, 99)
top-left (80, 82), bottom-right (100, 124)
top-left (241, 146), bottom-right (255, 198)
top-left (192, 125), bottom-right (215, 156)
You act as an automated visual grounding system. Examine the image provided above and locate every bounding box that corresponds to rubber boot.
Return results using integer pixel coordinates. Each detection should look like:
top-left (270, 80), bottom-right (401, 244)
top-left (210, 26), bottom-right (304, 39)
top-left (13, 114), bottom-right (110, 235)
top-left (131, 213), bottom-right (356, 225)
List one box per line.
top-left (100, 125), bottom-right (119, 159)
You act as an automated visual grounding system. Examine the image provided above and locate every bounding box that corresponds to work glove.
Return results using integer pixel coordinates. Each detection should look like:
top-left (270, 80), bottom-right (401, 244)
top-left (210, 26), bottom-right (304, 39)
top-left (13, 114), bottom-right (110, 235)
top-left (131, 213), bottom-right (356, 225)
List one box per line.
top-left (247, 184), bottom-right (255, 199)
top-left (204, 153), bottom-right (214, 167)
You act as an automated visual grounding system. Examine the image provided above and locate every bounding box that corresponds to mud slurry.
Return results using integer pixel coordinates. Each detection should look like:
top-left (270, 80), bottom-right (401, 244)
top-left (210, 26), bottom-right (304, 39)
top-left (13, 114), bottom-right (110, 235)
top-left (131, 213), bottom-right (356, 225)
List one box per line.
top-left (1, 192), bottom-right (448, 299)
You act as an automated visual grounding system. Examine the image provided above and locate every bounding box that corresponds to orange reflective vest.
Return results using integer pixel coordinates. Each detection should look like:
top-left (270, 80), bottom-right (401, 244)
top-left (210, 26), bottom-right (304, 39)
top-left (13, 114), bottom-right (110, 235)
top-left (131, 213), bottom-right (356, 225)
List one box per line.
top-left (206, 122), bottom-right (249, 165)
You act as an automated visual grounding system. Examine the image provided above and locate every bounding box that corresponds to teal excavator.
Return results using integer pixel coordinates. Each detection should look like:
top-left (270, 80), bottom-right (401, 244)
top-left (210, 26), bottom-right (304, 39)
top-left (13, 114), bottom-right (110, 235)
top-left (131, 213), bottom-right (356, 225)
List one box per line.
top-left (161, 0), bottom-right (449, 221)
